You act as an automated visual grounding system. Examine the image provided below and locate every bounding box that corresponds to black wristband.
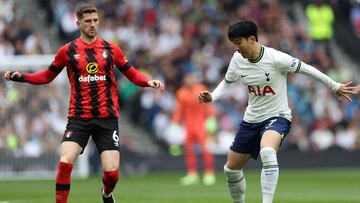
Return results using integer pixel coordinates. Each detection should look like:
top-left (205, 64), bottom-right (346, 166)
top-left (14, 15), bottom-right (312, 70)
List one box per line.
top-left (9, 71), bottom-right (25, 82)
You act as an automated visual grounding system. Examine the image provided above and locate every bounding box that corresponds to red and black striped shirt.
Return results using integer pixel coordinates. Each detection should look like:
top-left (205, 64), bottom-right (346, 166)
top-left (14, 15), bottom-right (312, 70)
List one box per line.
top-left (24, 37), bottom-right (149, 118)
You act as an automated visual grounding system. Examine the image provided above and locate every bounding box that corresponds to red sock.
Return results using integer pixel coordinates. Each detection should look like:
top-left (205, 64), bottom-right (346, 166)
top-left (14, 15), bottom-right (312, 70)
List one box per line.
top-left (102, 169), bottom-right (119, 195)
top-left (56, 162), bottom-right (73, 203)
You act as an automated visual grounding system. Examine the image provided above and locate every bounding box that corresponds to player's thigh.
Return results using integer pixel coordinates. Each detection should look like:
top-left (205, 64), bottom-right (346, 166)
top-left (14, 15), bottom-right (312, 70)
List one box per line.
top-left (260, 117), bottom-right (292, 150)
top-left (101, 150), bottom-right (120, 171)
top-left (225, 150), bottom-right (251, 170)
top-left (61, 118), bottom-right (92, 163)
top-left (184, 130), bottom-right (198, 147)
top-left (260, 130), bottom-right (282, 151)
top-left (187, 128), bottom-right (206, 145)
top-left (60, 141), bottom-right (83, 163)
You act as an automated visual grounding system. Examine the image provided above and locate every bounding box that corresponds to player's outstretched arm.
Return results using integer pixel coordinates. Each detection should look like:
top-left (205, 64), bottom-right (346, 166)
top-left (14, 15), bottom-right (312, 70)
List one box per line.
top-left (335, 81), bottom-right (359, 102)
top-left (198, 91), bottom-right (213, 103)
top-left (147, 79), bottom-right (165, 91)
top-left (4, 68), bottom-right (59, 85)
top-left (198, 79), bottom-right (233, 103)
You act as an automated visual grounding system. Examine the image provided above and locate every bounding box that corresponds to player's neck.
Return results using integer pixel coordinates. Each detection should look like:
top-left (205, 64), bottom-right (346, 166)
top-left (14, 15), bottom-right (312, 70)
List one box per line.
top-left (250, 43), bottom-right (262, 61)
top-left (80, 35), bottom-right (97, 44)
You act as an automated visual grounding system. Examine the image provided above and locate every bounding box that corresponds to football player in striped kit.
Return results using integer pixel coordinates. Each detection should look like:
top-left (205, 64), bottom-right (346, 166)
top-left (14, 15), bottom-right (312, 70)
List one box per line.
top-left (4, 4), bottom-right (164, 203)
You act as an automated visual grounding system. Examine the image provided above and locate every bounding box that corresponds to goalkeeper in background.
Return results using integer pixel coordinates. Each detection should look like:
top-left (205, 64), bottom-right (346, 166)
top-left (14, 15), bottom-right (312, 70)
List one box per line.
top-left (172, 73), bottom-right (216, 186)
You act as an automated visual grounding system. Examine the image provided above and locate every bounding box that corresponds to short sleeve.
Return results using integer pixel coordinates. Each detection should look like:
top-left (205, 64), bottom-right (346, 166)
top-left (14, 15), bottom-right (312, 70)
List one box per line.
top-left (50, 46), bottom-right (66, 72)
top-left (273, 49), bottom-right (302, 73)
top-left (224, 54), bottom-right (240, 83)
top-left (112, 45), bottom-right (131, 71)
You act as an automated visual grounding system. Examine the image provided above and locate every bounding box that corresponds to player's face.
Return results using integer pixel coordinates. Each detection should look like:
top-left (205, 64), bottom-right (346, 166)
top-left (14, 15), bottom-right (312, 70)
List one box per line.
top-left (232, 37), bottom-right (256, 59)
top-left (183, 74), bottom-right (195, 87)
top-left (77, 12), bottom-right (99, 39)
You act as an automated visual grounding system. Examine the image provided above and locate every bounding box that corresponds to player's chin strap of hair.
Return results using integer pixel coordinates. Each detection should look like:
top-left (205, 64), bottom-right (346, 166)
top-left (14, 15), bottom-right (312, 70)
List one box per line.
top-left (9, 71), bottom-right (25, 82)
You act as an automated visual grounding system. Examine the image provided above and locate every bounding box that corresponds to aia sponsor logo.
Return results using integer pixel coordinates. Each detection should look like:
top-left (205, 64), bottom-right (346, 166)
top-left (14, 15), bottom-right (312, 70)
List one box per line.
top-left (64, 131), bottom-right (73, 138)
top-left (248, 85), bottom-right (275, 96)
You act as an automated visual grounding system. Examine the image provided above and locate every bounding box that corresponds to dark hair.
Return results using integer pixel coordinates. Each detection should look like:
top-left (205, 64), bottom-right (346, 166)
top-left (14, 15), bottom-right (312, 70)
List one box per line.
top-left (228, 20), bottom-right (258, 42)
top-left (76, 4), bottom-right (99, 20)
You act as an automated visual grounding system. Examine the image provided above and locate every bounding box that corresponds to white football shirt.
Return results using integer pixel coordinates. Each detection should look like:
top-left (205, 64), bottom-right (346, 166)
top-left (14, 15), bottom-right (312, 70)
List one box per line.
top-left (212, 45), bottom-right (341, 123)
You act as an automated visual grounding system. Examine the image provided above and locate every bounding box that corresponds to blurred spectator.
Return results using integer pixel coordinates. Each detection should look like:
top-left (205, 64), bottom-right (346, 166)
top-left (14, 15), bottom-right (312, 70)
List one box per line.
top-left (335, 120), bottom-right (360, 150)
top-left (0, 0), bottom-right (15, 22)
top-left (327, 62), bottom-right (352, 83)
top-left (350, 0), bottom-right (360, 37)
top-left (0, 0), bottom-right (55, 157)
top-left (285, 115), bottom-right (311, 152)
top-left (306, 0), bottom-right (334, 52)
top-left (0, 81), bottom-right (68, 156)
top-left (0, 0), bottom-right (49, 56)
top-left (24, 32), bottom-right (51, 55)
top-left (310, 117), bottom-right (335, 151)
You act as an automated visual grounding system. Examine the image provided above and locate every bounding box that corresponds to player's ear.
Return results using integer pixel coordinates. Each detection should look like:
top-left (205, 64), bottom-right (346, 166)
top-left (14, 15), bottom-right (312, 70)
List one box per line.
top-left (76, 20), bottom-right (80, 27)
top-left (248, 36), bottom-right (256, 43)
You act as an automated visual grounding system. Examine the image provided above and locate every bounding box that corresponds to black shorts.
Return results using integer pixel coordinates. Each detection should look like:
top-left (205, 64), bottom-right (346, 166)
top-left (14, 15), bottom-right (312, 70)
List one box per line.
top-left (62, 118), bottom-right (120, 153)
top-left (230, 116), bottom-right (291, 159)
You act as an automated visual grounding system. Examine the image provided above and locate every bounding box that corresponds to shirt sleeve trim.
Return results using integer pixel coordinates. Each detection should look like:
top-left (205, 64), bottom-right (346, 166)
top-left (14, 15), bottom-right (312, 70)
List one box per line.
top-left (118, 62), bottom-right (132, 72)
top-left (295, 61), bottom-right (301, 73)
top-left (49, 64), bottom-right (63, 73)
top-left (224, 78), bottom-right (235, 84)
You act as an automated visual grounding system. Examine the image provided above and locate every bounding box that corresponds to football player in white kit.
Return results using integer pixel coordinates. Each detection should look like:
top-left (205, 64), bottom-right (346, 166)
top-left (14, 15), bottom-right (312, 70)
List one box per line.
top-left (198, 20), bottom-right (358, 203)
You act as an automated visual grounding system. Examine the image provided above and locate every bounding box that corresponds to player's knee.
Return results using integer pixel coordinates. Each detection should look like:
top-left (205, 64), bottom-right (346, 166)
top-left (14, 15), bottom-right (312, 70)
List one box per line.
top-left (260, 147), bottom-right (277, 166)
top-left (224, 165), bottom-right (244, 180)
top-left (59, 156), bottom-right (76, 164)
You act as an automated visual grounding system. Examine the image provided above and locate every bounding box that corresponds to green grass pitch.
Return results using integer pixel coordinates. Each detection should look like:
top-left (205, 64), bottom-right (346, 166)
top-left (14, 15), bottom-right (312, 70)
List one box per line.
top-left (0, 168), bottom-right (359, 203)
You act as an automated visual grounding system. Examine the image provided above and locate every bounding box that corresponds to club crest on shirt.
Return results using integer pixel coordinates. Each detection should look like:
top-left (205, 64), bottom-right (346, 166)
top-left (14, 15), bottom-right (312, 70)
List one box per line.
top-left (265, 72), bottom-right (270, 82)
top-left (291, 58), bottom-right (298, 67)
top-left (102, 50), bottom-right (108, 59)
top-left (64, 131), bottom-right (73, 138)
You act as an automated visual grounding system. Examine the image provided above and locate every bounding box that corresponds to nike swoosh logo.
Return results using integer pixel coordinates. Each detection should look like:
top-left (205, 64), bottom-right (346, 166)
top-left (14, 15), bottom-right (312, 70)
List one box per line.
top-left (240, 75), bottom-right (248, 78)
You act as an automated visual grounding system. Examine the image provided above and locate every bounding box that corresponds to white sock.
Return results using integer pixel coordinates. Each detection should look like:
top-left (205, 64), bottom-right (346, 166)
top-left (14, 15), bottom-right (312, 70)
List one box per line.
top-left (224, 165), bottom-right (246, 203)
top-left (260, 147), bottom-right (279, 203)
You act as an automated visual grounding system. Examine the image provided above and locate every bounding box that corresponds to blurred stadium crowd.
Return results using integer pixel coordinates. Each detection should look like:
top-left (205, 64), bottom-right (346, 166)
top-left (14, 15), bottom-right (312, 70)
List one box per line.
top-left (1, 0), bottom-right (359, 158)
top-left (0, 0), bottom-right (50, 55)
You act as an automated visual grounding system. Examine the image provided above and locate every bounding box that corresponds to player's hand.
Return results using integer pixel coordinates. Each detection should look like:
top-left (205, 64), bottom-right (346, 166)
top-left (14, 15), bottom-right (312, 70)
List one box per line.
top-left (336, 81), bottom-right (358, 102)
top-left (147, 79), bottom-right (165, 91)
top-left (4, 71), bottom-right (24, 82)
top-left (198, 91), bottom-right (213, 103)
